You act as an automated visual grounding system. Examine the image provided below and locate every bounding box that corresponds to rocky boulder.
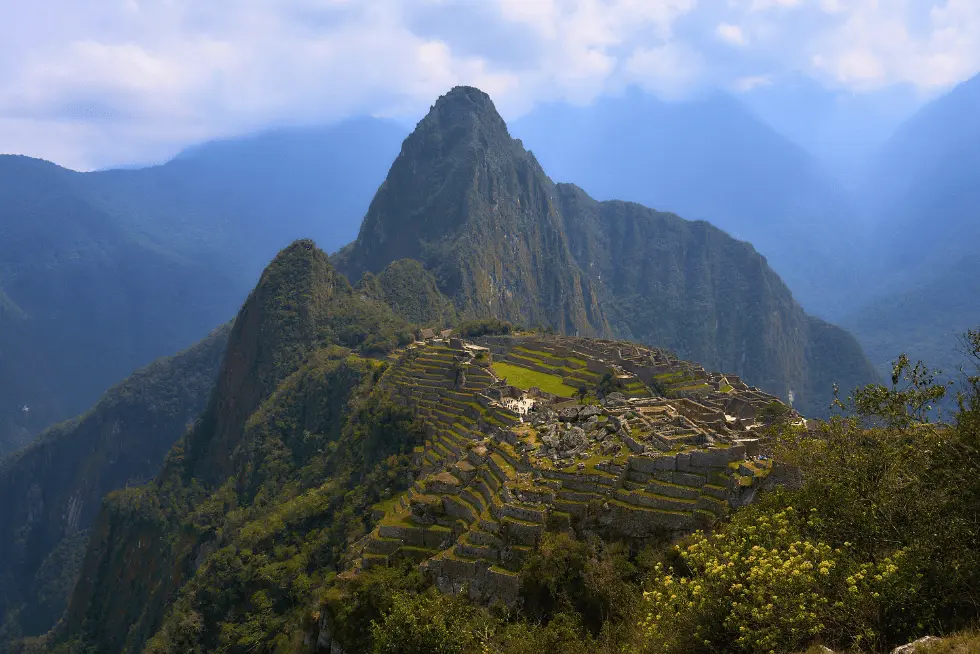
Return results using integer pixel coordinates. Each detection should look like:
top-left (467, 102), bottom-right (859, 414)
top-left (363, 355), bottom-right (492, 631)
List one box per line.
top-left (560, 427), bottom-right (588, 451)
top-left (892, 637), bottom-right (941, 653)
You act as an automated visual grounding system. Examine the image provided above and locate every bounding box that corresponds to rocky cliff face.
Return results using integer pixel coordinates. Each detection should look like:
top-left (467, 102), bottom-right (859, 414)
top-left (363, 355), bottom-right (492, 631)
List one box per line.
top-left (337, 86), bottom-right (876, 417)
top-left (556, 187), bottom-right (874, 416)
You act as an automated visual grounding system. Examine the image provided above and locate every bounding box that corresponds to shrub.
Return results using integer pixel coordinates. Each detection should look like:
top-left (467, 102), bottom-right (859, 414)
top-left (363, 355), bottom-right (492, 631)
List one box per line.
top-left (637, 505), bottom-right (911, 653)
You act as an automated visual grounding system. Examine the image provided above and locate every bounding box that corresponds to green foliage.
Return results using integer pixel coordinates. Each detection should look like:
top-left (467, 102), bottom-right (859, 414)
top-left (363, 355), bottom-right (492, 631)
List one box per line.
top-left (757, 400), bottom-right (794, 427)
top-left (521, 533), bottom-right (639, 636)
top-left (322, 561), bottom-right (429, 653)
top-left (357, 259), bottom-right (458, 326)
top-left (836, 353), bottom-right (952, 428)
top-left (136, 354), bottom-right (425, 654)
top-left (772, 366), bottom-right (980, 640)
top-left (319, 541), bottom-right (638, 654)
top-left (371, 589), bottom-right (480, 654)
top-left (455, 318), bottom-right (514, 338)
top-left (638, 505), bottom-right (910, 653)
top-left (492, 362), bottom-right (577, 397)
top-left (597, 373), bottom-right (621, 398)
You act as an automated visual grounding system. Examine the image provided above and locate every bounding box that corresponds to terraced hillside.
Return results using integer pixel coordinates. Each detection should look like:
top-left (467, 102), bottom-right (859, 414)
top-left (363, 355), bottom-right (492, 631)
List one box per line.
top-left (353, 334), bottom-right (792, 602)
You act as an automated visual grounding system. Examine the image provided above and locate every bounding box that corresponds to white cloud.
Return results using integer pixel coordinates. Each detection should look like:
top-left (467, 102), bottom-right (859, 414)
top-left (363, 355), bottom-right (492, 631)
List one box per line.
top-left (749, 0), bottom-right (803, 11)
top-left (625, 42), bottom-right (704, 99)
top-left (0, 0), bottom-right (702, 168)
top-left (716, 23), bottom-right (749, 46)
top-left (819, 0), bottom-right (846, 14)
top-left (733, 74), bottom-right (773, 91)
top-left (807, 0), bottom-right (980, 90)
top-left (1, 0), bottom-right (980, 168)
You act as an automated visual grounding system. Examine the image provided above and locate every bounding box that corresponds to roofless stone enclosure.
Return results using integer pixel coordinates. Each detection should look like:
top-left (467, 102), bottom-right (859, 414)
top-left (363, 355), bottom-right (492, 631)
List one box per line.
top-left (350, 334), bottom-right (799, 604)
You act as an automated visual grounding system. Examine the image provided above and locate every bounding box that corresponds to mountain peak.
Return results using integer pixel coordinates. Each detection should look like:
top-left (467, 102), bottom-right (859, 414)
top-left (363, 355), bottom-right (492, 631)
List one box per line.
top-left (335, 86), bottom-right (531, 284)
top-left (412, 85), bottom-right (511, 152)
top-left (428, 85), bottom-right (502, 122)
top-left (436, 85), bottom-right (497, 109)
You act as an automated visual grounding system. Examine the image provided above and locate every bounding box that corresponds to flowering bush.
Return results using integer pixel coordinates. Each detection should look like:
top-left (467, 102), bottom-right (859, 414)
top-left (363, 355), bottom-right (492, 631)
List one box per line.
top-left (636, 506), bottom-right (908, 654)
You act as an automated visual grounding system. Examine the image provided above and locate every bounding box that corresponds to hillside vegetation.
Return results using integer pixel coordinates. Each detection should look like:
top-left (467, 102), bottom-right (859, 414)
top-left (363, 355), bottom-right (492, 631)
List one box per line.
top-left (15, 238), bottom-right (975, 654)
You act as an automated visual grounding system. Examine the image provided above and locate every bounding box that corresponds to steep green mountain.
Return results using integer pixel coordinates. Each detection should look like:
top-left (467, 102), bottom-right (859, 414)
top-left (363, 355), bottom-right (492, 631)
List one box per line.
top-left (48, 237), bottom-right (805, 654)
top-left (0, 326), bottom-right (228, 644)
top-left (509, 89), bottom-right (867, 319)
top-left (55, 240), bottom-right (415, 653)
top-left (0, 118), bottom-right (404, 452)
top-left (338, 86), bottom-right (876, 417)
top-left (0, 156), bottom-right (242, 455)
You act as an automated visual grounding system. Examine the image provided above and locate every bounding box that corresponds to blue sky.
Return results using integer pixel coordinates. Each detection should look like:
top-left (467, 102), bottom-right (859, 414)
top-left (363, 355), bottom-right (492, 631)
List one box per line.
top-left (1, 0), bottom-right (978, 170)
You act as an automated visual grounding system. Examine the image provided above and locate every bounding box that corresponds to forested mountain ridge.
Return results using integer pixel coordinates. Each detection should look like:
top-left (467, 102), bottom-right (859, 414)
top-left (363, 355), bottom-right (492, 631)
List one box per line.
top-left (354, 259), bottom-right (459, 327)
top-left (56, 240), bottom-right (417, 653)
top-left (0, 325), bottom-right (229, 645)
top-left (337, 86), bottom-right (876, 417)
top-left (41, 237), bottom-right (784, 652)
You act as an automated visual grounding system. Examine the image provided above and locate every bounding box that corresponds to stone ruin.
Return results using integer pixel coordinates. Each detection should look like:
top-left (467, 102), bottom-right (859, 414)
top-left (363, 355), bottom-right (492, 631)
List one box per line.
top-left (350, 334), bottom-right (796, 604)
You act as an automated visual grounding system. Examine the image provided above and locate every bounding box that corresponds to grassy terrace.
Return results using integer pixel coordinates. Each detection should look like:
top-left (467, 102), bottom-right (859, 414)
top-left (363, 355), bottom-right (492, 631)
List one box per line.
top-left (492, 361), bottom-right (577, 397)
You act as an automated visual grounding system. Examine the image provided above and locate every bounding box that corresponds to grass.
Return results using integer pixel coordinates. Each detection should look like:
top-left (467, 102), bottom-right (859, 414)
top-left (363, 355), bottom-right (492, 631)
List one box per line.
top-left (917, 631), bottom-right (980, 652)
top-left (492, 361), bottom-right (577, 397)
top-left (371, 495), bottom-right (403, 515)
top-left (671, 383), bottom-right (712, 393)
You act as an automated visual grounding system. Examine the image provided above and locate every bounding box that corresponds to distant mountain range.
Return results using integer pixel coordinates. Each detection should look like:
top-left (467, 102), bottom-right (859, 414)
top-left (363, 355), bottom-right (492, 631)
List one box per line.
top-left (846, 73), bottom-right (980, 378)
top-left (0, 119), bottom-right (404, 453)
